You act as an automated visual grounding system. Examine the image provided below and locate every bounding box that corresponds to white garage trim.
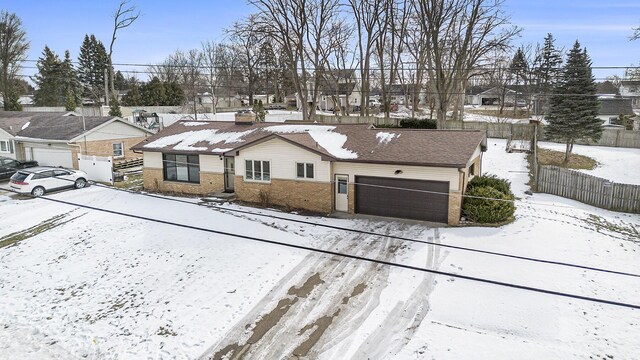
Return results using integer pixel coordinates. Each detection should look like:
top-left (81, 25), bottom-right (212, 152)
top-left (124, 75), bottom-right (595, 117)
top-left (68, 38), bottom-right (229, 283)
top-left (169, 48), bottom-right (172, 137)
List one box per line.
top-left (29, 147), bottom-right (74, 168)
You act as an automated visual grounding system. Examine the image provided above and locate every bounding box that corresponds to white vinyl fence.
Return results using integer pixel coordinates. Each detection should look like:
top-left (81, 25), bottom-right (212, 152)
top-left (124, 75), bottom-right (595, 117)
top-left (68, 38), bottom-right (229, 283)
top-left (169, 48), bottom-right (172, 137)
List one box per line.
top-left (78, 155), bottom-right (113, 185)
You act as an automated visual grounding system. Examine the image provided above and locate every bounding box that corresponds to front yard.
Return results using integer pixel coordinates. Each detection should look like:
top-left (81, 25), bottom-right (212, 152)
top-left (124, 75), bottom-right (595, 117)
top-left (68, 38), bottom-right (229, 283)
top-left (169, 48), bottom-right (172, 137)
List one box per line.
top-left (0, 139), bottom-right (639, 359)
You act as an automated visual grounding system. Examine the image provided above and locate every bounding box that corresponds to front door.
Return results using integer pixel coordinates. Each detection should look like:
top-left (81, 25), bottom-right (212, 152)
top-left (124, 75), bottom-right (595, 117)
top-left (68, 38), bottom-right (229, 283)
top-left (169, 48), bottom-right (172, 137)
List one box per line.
top-left (224, 156), bottom-right (235, 192)
top-left (335, 174), bottom-right (349, 212)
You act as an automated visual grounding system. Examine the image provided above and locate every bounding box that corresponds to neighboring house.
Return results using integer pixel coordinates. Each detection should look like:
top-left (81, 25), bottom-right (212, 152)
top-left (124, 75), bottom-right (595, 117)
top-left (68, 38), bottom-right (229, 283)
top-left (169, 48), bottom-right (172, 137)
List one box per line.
top-left (0, 111), bottom-right (152, 169)
top-left (598, 97), bottom-right (635, 126)
top-left (132, 119), bottom-right (486, 225)
top-left (370, 84), bottom-right (423, 107)
top-left (619, 80), bottom-right (640, 108)
top-left (296, 70), bottom-right (362, 113)
top-left (466, 86), bottom-right (520, 106)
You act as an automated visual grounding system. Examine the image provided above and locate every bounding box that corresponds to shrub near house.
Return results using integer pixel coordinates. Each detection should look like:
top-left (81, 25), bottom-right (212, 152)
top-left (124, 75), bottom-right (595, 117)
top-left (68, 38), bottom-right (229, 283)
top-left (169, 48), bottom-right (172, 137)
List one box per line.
top-left (462, 174), bottom-right (515, 224)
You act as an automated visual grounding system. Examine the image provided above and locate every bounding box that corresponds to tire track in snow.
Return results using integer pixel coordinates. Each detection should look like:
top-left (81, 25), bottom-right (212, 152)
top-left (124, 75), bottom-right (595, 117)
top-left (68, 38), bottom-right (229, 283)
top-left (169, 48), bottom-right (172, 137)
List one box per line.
top-left (199, 221), bottom-right (413, 359)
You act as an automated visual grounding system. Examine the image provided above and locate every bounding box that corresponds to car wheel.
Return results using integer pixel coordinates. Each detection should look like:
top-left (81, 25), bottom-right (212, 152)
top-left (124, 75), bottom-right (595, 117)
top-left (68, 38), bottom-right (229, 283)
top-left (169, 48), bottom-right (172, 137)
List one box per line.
top-left (31, 186), bottom-right (45, 197)
top-left (74, 178), bottom-right (87, 189)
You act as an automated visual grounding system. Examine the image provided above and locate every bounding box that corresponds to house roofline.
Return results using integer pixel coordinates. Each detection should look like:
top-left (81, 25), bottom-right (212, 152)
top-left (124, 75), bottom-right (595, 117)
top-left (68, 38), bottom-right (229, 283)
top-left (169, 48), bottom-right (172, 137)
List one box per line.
top-left (68, 117), bottom-right (153, 142)
top-left (224, 133), bottom-right (336, 161)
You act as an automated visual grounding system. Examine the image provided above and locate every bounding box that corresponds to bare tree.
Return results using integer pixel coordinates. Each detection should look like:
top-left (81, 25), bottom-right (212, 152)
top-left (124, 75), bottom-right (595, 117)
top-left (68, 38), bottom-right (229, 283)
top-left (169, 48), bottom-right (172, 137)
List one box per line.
top-left (249, 0), bottom-right (341, 121)
top-left (374, 0), bottom-right (410, 118)
top-left (348, 0), bottom-right (385, 116)
top-left (201, 41), bottom-right (220, 113)
top-left (318, 15), bottom-right (356, 115)
top-left (632, 25), bottom-right (640, 41)
top-left (0, 10), bottom-right (29, 111)
top-left (226, 15), bottom-right (263, 106)
top-left (412, 0), bottom-right (520, 128)
top-left (108, 0), bottom-right (140, 103)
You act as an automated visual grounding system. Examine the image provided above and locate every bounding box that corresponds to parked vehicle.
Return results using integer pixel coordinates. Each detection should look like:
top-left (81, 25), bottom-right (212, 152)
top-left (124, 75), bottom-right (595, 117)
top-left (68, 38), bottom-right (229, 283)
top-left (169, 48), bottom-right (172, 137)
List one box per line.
top-left (0, 156), bottom-right (38, 180)
top-left (9, 167), bottom-right (88, 197)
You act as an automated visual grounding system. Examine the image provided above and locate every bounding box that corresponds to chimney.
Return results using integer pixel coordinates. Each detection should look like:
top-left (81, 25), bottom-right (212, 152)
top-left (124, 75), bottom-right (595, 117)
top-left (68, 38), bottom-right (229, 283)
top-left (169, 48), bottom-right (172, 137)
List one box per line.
top-left (235, 110), bottom-right (256, 125)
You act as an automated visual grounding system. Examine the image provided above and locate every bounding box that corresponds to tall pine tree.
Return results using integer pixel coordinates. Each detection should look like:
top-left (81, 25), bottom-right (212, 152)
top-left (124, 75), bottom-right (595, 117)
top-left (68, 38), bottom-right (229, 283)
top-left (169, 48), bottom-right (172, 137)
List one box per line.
top-left (545, 41), bottom-right (601, 162)
top-left (77, 34), bottom-right (108, 105)
top-left (33, 46), bottom-right (63, 106)
top-left (533, 33), bottom-right (563, 115)
top-left (61, 50), bottom-right (81, 109)
top-left (509, 48), bottom-right (528, 115)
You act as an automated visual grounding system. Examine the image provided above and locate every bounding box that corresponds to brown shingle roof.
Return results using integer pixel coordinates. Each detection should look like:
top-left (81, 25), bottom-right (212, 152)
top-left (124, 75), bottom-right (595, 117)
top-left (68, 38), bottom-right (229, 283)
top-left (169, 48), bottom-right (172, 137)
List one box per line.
top-left (133, 121), bottom-right (486, 168)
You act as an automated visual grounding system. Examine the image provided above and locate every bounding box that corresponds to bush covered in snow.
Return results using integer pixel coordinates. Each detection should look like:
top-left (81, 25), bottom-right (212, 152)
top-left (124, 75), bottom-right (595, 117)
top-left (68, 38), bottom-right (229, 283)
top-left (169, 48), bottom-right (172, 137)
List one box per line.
top-left (463, 175), bottom-right (515, 224)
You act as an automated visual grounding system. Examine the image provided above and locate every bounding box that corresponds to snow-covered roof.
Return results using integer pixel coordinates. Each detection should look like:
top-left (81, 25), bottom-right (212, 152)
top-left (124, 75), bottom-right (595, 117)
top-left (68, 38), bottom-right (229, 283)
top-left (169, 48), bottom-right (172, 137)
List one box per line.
top-left (134, 121), bottom-right (486, 167)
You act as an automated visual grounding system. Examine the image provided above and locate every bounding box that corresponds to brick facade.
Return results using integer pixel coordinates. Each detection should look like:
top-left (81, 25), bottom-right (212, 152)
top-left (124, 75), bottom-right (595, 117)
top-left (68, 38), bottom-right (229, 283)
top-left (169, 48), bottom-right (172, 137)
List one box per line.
top-left (82, 137), bottom-right (147, 160)
top-left (234, 176), bottom-right (333, 214)
top-left (448, 191), bottom-right (463, 225)
top-left (143, 168), bottom-right (224, 195)
top-left (70, 137), bottom-right (147, 169)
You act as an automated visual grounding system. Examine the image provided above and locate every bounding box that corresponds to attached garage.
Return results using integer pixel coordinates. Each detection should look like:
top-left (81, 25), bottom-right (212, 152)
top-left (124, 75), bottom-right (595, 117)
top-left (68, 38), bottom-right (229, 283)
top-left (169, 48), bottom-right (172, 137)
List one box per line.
top-left (355, 176), bottom-right (450, 223)
top-left (28, 147), bottom-right (74, 168)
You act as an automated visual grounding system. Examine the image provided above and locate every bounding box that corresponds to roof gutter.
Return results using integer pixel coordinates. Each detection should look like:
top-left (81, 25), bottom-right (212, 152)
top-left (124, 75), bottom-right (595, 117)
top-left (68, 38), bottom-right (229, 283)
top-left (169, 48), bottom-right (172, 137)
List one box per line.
top-left (13, 137), bottom-right (70, 144)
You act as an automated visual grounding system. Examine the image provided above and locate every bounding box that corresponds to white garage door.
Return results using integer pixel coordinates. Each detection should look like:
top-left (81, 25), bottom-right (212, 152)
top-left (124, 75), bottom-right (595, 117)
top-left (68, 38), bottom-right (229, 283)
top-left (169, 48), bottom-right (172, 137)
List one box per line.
top-left (30, 147), bottom-right (73, 168)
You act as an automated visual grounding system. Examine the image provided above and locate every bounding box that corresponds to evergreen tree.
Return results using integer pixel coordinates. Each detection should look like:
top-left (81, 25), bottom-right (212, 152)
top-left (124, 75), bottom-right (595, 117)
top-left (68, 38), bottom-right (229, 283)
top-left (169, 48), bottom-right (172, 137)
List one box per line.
top-left (4, 83), bottom-right (22, 111)
top-left (77, 34), bottom-right (108, 105)
top-left (122, 82), bottom-right (142, 106)
top-left (33, 46), bottom-right (63, 106)
top-left (64, 88), bottom-right (76, 111)
top-left (545, 41), bottom-right (601, 162)
top-left (61, 50), bottom-right (81, 107)
top-left (533, 33), bottom-right (563, 114)
top-left (509, 48), bottom-right (528, 115)
top-left (254, 99), bottom-right (266, 121)
top-left (108, 96), bottom-right (122, 117)
top-left (114, 70), bottom-right (127, 90)
top-left (164, 81), bottom-right (184, 106)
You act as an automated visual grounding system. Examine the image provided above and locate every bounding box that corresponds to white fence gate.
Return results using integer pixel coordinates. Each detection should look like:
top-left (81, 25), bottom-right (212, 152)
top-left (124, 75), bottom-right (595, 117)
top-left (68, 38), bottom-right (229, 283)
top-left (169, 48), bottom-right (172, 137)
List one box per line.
top-left (78, 155), bottom-right (113, 184)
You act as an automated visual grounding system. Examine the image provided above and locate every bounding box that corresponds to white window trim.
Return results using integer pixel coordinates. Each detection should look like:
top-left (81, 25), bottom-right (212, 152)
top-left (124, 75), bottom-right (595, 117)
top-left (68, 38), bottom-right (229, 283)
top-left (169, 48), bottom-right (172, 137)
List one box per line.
top-left (295, 162), bottom-right (315, 180)
top-left (113, 142), bottom-right (124, 158)
top-left (0, 140), bottom-right (13, 154)
top-left (244, 159), bottom-right (271, 183)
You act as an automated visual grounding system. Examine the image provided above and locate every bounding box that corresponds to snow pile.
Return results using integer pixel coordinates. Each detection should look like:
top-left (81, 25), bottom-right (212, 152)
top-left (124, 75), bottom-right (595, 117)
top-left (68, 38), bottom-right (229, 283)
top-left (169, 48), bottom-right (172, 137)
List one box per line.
top-left (375, 132), bottom-right (398, 144)
top-left (211, 148), bottom-right (233, 153)
top-left (464, 112), bottom-right (525, 124)
top-left (143, 129), bottom-right (256, 152)
top-left (182, 121), bottom-right (208, 127)
top-left (21, 122), bottom-right (30, 130)
top-left (264, 125), bottom-right (358, 159)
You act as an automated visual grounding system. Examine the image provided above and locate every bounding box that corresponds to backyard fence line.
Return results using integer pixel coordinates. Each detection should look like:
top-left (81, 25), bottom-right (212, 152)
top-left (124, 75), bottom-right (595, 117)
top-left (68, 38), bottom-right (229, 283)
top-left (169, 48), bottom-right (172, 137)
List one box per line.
top-left (536, 165), bottom-right (640, 213)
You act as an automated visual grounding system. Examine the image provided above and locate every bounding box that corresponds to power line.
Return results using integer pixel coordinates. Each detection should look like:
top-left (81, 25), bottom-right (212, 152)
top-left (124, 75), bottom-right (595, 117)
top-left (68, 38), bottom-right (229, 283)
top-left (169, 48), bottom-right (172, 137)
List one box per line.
top-left (2, 186), bottom-right (639, 310)
top-left (18, 58), bottom-right (640, 71)
top-left (8, 166), bottom-right (640, 279)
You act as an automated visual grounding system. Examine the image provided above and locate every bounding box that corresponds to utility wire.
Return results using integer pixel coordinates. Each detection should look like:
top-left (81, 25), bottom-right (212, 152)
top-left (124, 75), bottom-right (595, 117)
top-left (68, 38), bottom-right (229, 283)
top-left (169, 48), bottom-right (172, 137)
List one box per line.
top-left (1, 186), bottom-right (639, 310)
top-left (8, 167), bottom-right (640, 279)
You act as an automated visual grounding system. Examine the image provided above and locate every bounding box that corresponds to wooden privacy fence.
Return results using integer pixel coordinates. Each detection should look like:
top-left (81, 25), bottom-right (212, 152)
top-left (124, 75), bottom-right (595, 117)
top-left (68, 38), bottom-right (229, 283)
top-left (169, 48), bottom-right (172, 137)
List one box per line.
top-left (536, 165), bottom-right (640, 213)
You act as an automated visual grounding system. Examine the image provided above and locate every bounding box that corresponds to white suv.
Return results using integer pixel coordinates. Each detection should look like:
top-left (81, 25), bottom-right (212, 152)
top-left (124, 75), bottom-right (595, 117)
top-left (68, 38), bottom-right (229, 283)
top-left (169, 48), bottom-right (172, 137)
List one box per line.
top-left (10, 167), bottom-right (88, 197)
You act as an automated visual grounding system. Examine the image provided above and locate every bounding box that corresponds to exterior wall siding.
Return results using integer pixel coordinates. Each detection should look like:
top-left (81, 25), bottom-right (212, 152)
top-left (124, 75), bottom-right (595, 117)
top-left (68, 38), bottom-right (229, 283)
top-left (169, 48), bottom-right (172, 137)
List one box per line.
top-left (234, 175), bottom-right (332, 213)
top-left (332, 162), bottom-right (461, 192)
top-left (84, 121), bottom-right (150, 141)
top-left (235, 138), bottom-right (331, 182)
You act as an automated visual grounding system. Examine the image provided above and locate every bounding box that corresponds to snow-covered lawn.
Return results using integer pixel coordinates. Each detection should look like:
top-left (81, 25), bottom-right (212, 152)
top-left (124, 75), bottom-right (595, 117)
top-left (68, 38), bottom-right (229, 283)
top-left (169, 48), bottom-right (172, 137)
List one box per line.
top-left (0, 140), bottom-right (639, 359)
top-left (538, 141), bottom-right (640, 185)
